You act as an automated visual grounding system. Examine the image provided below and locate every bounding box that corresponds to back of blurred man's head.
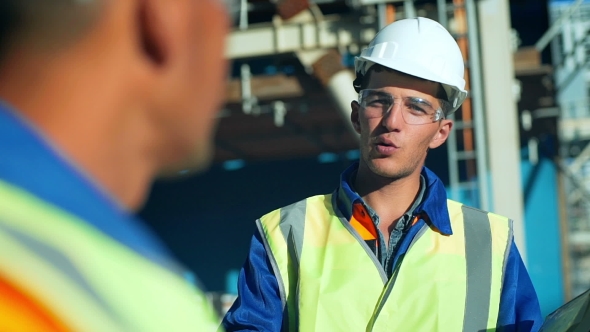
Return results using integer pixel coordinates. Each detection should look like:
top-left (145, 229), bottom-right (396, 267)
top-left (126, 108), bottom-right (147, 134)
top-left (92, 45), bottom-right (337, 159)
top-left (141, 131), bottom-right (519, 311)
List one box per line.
top-left (0, 1), bottom-right (101, 58)
top-left (0, 0), bottom-right (229, 209)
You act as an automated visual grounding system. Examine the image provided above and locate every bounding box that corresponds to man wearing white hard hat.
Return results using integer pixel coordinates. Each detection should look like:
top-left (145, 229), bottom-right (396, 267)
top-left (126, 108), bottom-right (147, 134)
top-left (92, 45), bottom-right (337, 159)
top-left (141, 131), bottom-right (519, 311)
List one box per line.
top-left (223, 17), bottom-right (542, 331)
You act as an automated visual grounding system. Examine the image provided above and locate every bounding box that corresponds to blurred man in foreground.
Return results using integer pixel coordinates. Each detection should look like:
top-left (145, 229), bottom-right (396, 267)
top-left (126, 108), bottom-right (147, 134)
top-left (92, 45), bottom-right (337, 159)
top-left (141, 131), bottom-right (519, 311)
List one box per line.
top-left (0, 0), bottom-right (228, 330)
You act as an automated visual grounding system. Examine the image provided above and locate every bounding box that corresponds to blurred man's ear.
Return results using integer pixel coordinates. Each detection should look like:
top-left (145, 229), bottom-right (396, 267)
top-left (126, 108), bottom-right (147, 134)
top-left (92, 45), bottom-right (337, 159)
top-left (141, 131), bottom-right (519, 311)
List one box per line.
top-left (137, 0), bottom-right (183, 72)
top-left (134, 0), bottom-right (229, 91)
top-left (139, 0), bottom-right (229, 175)
top-left (138, 1), bottom-right (168, 68)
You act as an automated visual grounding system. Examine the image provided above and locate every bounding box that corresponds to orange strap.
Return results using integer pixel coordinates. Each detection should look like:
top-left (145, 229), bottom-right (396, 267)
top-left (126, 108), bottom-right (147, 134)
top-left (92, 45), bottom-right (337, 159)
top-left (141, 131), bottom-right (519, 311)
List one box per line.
top-left (350, 203), bottom-right (378, 241)
top-left (0, 274), bottom-right (70, 332)
top-left (350, 203), bottom-right (422, 241)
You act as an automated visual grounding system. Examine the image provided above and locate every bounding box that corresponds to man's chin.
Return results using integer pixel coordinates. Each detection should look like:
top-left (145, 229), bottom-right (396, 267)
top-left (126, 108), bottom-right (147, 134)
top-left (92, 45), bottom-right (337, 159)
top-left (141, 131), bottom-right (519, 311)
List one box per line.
top-left (157, 143), bottom-right (213, 179)
top-left (368, 162), bottom-right (411, 181)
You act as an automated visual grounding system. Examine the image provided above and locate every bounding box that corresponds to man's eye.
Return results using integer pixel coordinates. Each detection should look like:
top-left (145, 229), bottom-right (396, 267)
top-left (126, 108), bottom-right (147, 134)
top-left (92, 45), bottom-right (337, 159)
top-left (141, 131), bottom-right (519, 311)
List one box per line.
top-left (368, 99), bottom-right (389, 106)
top-left (408, 103), bottom-right (427, 113)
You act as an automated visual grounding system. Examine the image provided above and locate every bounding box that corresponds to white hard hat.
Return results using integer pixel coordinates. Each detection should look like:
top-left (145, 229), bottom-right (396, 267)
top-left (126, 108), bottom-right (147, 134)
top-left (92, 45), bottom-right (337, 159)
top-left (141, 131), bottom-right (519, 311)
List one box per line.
top-left (354, 17), bottom-right (468, 113)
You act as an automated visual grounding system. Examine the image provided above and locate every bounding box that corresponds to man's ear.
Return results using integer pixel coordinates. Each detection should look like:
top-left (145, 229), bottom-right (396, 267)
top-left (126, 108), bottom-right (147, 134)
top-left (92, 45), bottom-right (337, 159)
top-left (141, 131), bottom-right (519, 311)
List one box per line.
top-left (429, 119), bottom-right (452, 149)
top-left (137, 0), bottom-right (183, 71)
top-left (351, 100), bottom-right (362, 134)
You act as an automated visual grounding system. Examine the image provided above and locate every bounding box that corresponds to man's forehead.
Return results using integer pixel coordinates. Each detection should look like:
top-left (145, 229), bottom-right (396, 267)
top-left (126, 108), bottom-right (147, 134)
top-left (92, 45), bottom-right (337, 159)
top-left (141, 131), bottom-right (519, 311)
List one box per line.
top-left (366, 70), bottom-right (440, 97)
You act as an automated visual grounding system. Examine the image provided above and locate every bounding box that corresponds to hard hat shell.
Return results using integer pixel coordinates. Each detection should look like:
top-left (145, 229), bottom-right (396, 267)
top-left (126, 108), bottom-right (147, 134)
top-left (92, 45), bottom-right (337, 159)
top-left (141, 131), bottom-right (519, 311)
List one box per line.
top-left (355, 17), bottom-right (468, 113)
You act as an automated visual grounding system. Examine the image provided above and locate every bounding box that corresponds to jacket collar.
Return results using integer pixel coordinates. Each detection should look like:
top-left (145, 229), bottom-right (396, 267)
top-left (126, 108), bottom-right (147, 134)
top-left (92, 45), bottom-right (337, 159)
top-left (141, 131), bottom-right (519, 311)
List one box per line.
top-left (335, 162), bottom-right (453, 235)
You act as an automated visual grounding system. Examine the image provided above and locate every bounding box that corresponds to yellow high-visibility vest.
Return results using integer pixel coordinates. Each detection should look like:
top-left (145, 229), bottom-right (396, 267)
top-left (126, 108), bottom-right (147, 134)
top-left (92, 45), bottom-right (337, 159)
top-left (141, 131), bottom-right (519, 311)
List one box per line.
top-left (0, 179), bottom-right (220, 331)
top-left (258, 194), bottom-right (511, 331)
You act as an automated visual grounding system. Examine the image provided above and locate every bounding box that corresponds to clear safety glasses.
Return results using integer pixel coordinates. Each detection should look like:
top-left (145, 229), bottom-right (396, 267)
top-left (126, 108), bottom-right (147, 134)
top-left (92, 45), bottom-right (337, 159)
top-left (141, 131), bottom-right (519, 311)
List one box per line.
top-left (358, 89), bottom-right (445, 125)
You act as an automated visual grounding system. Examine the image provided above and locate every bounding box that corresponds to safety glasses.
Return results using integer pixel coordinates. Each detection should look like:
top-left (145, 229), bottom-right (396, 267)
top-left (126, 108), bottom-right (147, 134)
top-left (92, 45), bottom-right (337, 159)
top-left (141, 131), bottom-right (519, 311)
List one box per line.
top-left (358, 89), bottom-right (445, 125)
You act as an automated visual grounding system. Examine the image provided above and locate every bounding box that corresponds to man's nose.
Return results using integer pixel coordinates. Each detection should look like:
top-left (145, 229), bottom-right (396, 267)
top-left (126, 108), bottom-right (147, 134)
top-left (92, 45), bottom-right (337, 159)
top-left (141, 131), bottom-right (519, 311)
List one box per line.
top-left (381, 103), bottom-right (404, 131)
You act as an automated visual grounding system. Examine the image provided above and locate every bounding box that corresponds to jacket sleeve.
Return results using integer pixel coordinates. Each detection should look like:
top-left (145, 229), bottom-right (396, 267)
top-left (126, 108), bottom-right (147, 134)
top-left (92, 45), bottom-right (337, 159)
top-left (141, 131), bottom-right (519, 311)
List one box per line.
top-left (222, 230), bottom-right (284, 332)
top-left (496, 241), bottom-right (544, 332)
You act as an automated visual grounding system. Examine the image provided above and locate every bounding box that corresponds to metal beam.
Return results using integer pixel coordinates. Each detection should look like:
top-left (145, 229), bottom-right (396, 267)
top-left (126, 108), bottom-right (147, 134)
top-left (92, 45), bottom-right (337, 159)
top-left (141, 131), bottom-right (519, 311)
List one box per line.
top-left (437, 0), bottom-right (448, 29)
top-left (560, 118), bottom-right (590, 141)
top-left (225, 74), bottom-right (304, 103)
top-left (226, 15), bottom-right (378, 59)
top-left (535, 0), bottom-right (584, 52)
top-left (567, 141), bottom-right (590, 175)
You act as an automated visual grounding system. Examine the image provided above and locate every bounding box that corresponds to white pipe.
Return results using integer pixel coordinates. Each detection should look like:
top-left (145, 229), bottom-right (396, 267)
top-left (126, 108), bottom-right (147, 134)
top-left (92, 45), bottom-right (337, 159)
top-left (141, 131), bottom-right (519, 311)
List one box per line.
top-left (326, 70), bottom-right (360, 139)
top-left (478, 0), bottom-right (527, 262)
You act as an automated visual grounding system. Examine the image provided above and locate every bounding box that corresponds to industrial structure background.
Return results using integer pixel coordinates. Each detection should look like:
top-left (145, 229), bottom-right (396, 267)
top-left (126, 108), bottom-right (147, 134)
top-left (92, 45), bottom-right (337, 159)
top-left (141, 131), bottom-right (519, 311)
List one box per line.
top-left (549, 0), bottom-right (590, 304)
top-left (138, 0), bottom-right (585, 320)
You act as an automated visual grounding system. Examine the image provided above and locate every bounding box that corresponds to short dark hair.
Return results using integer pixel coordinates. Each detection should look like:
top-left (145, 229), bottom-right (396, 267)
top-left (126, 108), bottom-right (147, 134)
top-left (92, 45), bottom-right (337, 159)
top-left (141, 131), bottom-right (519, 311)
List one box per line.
top-left (353, 64), bottom-right (452, 115)
top-left (0, 1), bottom-right (102, 63)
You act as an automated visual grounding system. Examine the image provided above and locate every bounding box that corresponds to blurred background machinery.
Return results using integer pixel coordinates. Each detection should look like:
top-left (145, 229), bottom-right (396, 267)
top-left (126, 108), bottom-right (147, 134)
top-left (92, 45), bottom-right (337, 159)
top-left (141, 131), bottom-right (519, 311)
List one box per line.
top-left (138, 0), bottom-right (590, 319)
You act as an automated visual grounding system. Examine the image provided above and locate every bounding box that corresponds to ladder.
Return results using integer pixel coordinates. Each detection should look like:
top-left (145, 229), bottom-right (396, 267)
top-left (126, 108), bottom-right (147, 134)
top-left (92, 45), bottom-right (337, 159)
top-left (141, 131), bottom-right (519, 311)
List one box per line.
top-left (439, 0), bottom-right (490, 210)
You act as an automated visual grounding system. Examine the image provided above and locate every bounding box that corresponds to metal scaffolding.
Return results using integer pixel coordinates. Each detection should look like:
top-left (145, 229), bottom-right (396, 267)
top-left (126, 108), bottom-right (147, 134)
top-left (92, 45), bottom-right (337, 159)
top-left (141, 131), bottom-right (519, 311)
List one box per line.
top-left (225, 0), bottom-right (494, 209)
top-left (547, 0), bottom-right (590, 299)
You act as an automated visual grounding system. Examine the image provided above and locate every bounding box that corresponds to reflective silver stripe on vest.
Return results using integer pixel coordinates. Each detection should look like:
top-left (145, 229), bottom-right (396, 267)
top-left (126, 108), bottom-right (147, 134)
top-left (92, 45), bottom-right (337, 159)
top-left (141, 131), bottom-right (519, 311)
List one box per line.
top-left (279, 199), bottom-right (307, 332)
top-left (461, 205), bottom-right (493, 332)
top-left (0, 222), bottom-right (126, 328)
top-left (280, 200), bottom-right (306, 265)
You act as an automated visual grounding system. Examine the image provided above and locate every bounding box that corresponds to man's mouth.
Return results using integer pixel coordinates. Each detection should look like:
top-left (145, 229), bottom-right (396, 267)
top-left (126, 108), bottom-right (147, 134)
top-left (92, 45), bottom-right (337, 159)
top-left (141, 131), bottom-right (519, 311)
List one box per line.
top-left (374, 137), bottom-right (399, 155)
top-left (375, 137), bottom-right (399, 149)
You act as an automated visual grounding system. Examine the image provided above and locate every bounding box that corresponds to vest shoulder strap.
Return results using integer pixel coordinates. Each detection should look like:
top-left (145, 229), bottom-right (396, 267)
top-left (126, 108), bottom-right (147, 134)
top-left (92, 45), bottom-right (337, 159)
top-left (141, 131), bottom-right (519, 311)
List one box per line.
top-left (447, 199), bottom-right (513, 331)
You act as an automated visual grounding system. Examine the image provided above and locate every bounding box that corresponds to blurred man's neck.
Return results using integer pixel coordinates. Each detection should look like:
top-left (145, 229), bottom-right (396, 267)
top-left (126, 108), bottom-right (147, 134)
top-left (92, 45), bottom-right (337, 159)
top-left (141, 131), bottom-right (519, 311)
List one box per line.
top-left (0, 46), bottom-right (158, 211)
